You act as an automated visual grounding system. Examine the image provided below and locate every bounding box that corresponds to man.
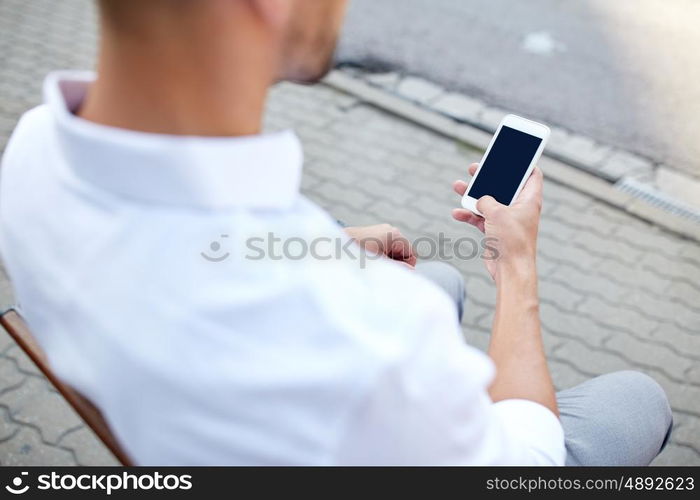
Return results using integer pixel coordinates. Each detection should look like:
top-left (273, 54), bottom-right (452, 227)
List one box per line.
top-left (0, 0), bottom-right (671, 465)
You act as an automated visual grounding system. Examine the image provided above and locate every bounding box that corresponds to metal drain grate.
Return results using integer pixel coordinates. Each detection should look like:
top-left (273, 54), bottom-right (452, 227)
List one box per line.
top-left (616, 177), bottom-right (700, 224)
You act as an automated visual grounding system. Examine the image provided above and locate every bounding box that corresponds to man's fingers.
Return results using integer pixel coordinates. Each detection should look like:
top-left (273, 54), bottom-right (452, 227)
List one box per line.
top-left (404, 254), bottom-right (417, 268)
top-left (453, 180), bottom-right (469, 196)
top-left (390, 237), bottom-right (414, 261)
top-left (453, 164), bottom-right (479, 197)
top-left (452, 208), bottom-right (478, 223)
top-left (517, 167), bottom-right (544, 203)
top-left (476, 195), bottom-right (503, 218)
top-left (388, 230), bottom-right (416, 265)
top-left (452, 208), bottom-right (485, 232)
top-left (453, 164), bottom-right (479, 196)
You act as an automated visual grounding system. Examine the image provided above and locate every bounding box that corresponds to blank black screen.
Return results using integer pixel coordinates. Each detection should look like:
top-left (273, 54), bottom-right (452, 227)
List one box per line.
top-left (468, 126), bottom-right (542, 204)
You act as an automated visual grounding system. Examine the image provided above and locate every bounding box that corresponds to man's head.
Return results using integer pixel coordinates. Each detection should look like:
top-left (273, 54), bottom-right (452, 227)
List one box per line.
top-left (98, 0), bottom-right (348, 84)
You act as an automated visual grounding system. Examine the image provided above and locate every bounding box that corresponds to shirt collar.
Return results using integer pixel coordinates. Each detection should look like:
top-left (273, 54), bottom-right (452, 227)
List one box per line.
top-left (44, 71), bottom-right (303, 210)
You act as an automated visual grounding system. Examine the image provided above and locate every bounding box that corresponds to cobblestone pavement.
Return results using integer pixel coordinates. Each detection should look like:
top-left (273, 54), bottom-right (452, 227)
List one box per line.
top-left (1, 0), bottom-right (699, 466)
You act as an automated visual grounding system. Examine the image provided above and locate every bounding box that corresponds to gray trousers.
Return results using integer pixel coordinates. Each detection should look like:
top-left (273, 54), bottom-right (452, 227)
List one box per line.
top-left (416, 261), bottom-right (673, 466)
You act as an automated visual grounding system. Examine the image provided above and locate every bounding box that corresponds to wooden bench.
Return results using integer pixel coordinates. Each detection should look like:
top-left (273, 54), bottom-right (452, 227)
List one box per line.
top-left (0, 308), bottom-right (132, 465)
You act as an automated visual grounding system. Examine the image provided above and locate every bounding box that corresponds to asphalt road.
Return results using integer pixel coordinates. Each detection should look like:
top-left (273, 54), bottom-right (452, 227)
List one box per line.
top-left (337, 0), bottom-right (700, 181)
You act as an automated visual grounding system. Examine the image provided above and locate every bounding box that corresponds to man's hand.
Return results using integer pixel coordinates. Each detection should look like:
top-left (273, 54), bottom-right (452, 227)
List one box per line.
top-left (451, 163), bottom-right (556, 416)
top-left (451, 163), bottom-right (543, 282)
top-left (344, 224), bottom-right (417, 268)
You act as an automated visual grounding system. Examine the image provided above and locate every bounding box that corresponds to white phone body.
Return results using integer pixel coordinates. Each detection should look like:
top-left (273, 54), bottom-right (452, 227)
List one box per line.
top-left (461, 114), bottom-right (550, 216)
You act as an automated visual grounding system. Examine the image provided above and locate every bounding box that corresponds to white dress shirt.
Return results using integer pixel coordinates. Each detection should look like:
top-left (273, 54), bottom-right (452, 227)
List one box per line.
top-left (0, 72), bottom-right (565, 465)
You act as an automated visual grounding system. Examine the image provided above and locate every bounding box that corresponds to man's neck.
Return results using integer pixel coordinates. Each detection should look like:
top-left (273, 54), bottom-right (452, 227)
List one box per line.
top-left (79, 27), bottom-right (273, 137)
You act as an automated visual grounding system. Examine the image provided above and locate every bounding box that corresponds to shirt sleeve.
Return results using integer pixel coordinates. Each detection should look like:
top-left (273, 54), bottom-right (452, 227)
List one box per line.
top-left (332, 292), bottom-right (566, 466)
top-left (492, 399), bottom-right (565, 465)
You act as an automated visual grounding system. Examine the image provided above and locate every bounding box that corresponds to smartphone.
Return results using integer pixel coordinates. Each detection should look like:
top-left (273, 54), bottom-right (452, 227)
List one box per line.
top-left (461, 114), bottom-right (550, 216)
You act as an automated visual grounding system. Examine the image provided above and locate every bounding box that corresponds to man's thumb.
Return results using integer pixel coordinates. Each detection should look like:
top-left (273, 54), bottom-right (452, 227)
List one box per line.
top-left (477, 196), bottom-right (503, 217)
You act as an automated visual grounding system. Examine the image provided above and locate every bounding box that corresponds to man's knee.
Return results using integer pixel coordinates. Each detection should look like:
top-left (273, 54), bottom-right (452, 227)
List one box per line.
top-left (560, 370), bottom-right (672, 466)
top-left (613, 370), bottom-right (673, 440)
top-left (608, 370), bottom-right (671, 418)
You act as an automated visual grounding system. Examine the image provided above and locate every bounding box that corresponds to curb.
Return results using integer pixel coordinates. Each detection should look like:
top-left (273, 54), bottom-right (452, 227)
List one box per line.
top-left (323, 70), bottom-right (700, 244)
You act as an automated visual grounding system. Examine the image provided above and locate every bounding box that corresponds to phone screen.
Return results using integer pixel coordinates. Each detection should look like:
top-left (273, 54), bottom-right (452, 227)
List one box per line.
top-left (468, 126), bottom-right (543, 204)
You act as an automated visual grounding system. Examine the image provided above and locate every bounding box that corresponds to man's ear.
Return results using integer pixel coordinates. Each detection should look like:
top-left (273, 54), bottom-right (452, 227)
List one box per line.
top-left (250, 0), bottom-right (293, 30)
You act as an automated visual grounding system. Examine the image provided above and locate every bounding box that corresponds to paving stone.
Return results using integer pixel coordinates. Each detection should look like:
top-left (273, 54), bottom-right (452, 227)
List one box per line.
top-left (364, 71), bottom-right (401, 90)
top-left (367, 200), bottom-right (431, 234)
top-left (462, 296), bottom-right (493, 332)
top-left (479, 106), bottom-right (509, 132)
top-left (541, 179), bottom-right (595, 211)
top-left (359, 177), bottom-right (413, 206)
top-left (0, 377), bottom-right (83, 445)
top-left (421, 155), bottom-right (476, 186)
top-left (431, 92), bottom-right (484, 123)
top-left (322, 202), bottom-right (378, 230)
top-left (558, 135), bottom-right (612, 168)
top-left (577, 296), bottom-right (658, 337)
top-left (0, 407), bottom-right (20, 443)
top-left (614, 223), bottom-right (690, 258)
top-left (599, 150), bottom-right (654, 180)
top-left (395, 168), bottom-right (457, 199)
top-left (537, 257), bottom-right (559, 278)
top-left (542, 331), bottom-right (567, 356)
top-left (650, 372), bottom-right (700, 416)
top-left (641, 251), bottom-right (700, 286)
top-left (539, 280), bottom-right (586, 312)
top-left (621, 287), bottom-right (700, 333)
top-left (539, 217), bottom-right (577, 242)
top-left (551, 339), bottom-right (632, 376)
top-left (687, 364), bottom-right (700, 385)
top-left (622, 283), bottom-right (683, 315)
top-left (604, 332), bottom-right (693, 381)
top-left (547, 127), bottom-right (572, 154)
top-left (547, 262), bottom-right (631, 307)
top-left (317, 180), bottom-right (375, 211)
top-left (539, 303), bottom-right (612, 347)
top-left (308, 159), bottom-right (364, 188)
top-left (465, 274), bottom-right (496, 309)
top-left (395, 76), bottom-right (445, 104)
top-left (4, 344), bottom-right (43, 377)
top-left (299, 169), bottom-right (323, 193)
top-left (462, 326), bottom-right (491, 353)
top-left (538, 233), bottom-right (603, 271)
top-left (672, 414), bottom-right (700, 457)
top-left (589, 204), bottom-right (648, 229)
top-left (649, 324), bottom-right (700, 363)
top-left (549, 204), bottom-right (621, 236)
top-left (655, 166), bottom-right (700, 211)
top-left (413, 194), bottom-right (455, 220)
top-left (58, 426), bottom-right (119, 466)
top-left (435, 233), bottom-right (494, 279)
top-left (679, 245), bottom-right (700, 265)
top-left (0, 426), bottom-right (76, 466)
top-left (595, 257), bottom-right (673, 293)
top-left (0, 356), bottom-right (26, 393)
top-left (652, 444), bottom-right (700, 466)
top-left (570, 230), bottom-right (645, 267)
top-left (0, 326), bottom-right (17, 354)
top-left (548, 359), bottom-right (590, 392)
top-left (0, 265), bottom-right (15, 311)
